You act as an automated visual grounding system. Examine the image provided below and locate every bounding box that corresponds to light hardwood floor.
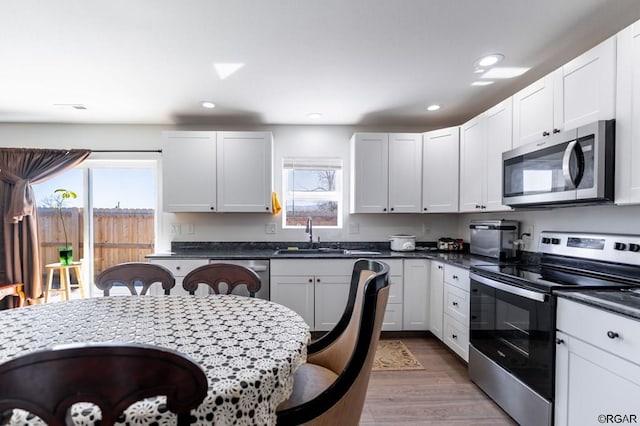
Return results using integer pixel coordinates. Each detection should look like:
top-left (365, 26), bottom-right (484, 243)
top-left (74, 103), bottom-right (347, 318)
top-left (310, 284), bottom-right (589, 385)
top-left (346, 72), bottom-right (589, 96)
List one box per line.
top-left (361, 335), bottom-right (517, 425)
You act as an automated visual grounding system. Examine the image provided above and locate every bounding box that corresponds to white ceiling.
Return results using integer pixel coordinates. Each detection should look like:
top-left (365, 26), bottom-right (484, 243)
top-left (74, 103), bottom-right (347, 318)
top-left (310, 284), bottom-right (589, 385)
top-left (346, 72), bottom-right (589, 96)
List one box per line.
top-left (2, 0), bottom-right (640, 128)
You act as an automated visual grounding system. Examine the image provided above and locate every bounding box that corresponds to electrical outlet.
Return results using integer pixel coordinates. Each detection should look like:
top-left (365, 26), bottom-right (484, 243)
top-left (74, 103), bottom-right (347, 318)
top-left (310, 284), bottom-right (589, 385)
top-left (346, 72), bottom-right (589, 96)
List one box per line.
top-left (265, 223), bottom-right (277, 234)
top-left (170, 223), bottom-right (181, 235)
top-left (185, 223), bottom-right (195, 235)
top-left (522, 225), bottom-right (534, 240)
top-left (422, 224), bottom-right (431, 235)
top-left (349, 223), bottom-right (360, 234)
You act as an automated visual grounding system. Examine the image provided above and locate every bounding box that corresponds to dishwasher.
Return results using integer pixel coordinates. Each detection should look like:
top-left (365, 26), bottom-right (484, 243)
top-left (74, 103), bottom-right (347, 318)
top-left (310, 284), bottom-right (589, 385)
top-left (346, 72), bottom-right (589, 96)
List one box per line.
top-left (208, 259), bottom-right (270, 300)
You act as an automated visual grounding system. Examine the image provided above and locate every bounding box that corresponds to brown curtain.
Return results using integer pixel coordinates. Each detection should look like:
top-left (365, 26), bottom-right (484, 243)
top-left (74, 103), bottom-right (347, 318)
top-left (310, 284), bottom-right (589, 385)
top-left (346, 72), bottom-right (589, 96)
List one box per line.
top-left (0, 148), bottom-right (91, 304)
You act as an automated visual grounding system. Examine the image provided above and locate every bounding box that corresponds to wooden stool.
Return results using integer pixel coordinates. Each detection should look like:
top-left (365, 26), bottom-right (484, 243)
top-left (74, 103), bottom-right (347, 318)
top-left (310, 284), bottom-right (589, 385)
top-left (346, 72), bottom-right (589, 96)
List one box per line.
top-left (44, 262), bottom-right (86, 303)
top-left (0, 283), bottom-right (26, 308)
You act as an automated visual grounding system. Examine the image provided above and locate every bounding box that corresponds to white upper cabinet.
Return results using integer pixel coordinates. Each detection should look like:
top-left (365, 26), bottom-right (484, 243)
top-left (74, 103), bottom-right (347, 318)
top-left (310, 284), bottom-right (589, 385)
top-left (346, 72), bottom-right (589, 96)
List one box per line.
top-left (484, 98), bottom-right (513, 211)
top-left (460, 99), bottom-right (513, 213)
top-left (162, 131), bottom-right (273, 213)
top-left (422, 127), bottom-right (459, 213)
top-left (162, 131), bottom-right (217, 212)
top-left (460, 113), bottom-right (487, 212)
top-left (388, 133), bottom-right (423, 213)
top-left (513, 36), bottom-right (616, 147)
top-left (216, 131), bottom-right (273, 213)
top-left (350, 132), bottom-right (421, 213)
top-left (616, 20), bottom-right (640, 205)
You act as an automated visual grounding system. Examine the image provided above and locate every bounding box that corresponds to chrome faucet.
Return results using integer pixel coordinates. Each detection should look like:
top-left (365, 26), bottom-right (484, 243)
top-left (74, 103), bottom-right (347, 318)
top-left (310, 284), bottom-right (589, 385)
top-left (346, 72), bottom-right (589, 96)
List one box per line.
top-left (305, 216), bottom-right (313, 244)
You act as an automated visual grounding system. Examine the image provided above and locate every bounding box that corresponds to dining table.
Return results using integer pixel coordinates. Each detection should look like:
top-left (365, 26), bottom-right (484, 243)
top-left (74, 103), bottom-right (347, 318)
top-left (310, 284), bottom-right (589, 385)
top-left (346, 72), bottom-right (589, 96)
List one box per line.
top-left (0, 295), bottom-right (311, 425)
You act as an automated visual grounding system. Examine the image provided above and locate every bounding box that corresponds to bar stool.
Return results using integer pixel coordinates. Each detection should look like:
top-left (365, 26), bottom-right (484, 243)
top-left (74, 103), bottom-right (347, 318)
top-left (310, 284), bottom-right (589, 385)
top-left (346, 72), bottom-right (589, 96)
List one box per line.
top-left (0, 283), bottom-right (25, 308)
top-left (44, 262), bottom-right (86, 303)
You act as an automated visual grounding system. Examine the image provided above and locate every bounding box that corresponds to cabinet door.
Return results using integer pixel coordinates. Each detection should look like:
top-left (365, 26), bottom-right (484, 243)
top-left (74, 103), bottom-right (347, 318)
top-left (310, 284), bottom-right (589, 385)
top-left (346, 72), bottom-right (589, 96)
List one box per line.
top-left (314, 275), bottom-right (350, 332)
top-left (558, 36), bottom-right (616, 132)
top-left (616, 22), bottom-right (640, 204)
top-left (350, 133), bottom-right (389, 213)
top-left (148, 258), bottom-right (209, 296)
top-left (422, 127), bottom-right (460, 212)
top-left (512, 72), bottom-right (557, 147)
top-left (271, 275), bottom-right (315, 329)
top-left (459, 114), bottom-right (486, 212)
top-left (555, 332), bottom-right (640, 426)
top-left (216, 132), bottom-right (273, 213)
top-left (162, 131), bottom-right (216, 212)
top-left (429, 262), bottom-right (444, 340)
top-left (402, 259), bottom-right (429, 330)
top-left (388, 133), bottom-right (422, 213)
top-left (484, 98), bottom-right (513, 212)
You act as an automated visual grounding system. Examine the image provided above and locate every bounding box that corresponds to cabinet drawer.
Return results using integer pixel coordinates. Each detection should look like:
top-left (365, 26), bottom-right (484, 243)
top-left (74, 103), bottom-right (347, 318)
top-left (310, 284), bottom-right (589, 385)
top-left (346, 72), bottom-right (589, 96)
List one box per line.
top-left (444, 265), bottom-right (469, 291)
top-left (388, 274), bottom-right (403, 304)
top-left (444, 283), bottom-right (469, 325)
top-left (443, 314), bottom-right (469, 361)
top-left (270, 259), bottom-right (354, 276)
top-left (149, 258), bottom-right (208, 277)
top-left (557, 298), bottom-right (640, 365)
top-left (382, 303), bottom-right (403, 331)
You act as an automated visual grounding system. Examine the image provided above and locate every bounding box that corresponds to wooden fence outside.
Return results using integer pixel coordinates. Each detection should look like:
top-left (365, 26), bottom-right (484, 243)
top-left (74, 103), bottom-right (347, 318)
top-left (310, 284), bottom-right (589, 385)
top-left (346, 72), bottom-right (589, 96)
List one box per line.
top-left (38, 208), bottom-right (155, 280)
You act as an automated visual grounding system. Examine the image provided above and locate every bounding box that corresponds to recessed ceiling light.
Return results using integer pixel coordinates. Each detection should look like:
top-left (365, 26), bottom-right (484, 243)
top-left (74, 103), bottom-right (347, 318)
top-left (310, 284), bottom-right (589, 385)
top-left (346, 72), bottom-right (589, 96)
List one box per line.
top-left (53, 103), bottom-right (87, 110)
top-left (213, 63), bottom-right (245, 80)
top-left (473, 68), bottom-right (485, 74)
top-left (471, 81), bottom-right (495, 86)
top-left (307, 113), bottom-right (323, 119)
top-left (482, 67), bottom-right (530, 79)
top-left (201, 101), bottom-right (216, 109)
top-left (476, 53), bottom-right (504, 68)
top-left (427, 104), bottom-right (441, 111)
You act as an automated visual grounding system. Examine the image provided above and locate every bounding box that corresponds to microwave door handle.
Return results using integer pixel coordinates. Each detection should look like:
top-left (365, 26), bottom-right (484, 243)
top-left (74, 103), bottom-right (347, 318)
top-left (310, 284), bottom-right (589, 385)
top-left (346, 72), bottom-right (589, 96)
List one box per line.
top-left (562, 140), bottom-right (579, 189)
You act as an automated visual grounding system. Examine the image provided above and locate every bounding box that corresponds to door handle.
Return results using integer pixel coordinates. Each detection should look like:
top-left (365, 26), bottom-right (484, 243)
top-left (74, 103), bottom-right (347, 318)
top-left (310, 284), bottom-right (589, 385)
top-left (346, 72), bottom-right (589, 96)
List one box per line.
top-left (562, 140), bottom-right (585, 189)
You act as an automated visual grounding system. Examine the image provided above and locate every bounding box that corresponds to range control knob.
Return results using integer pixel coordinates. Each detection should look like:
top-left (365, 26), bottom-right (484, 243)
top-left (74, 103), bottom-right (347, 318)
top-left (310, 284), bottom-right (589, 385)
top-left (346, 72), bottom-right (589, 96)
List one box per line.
top-left (541, 237), bottom-right (551, 244)
top-left (614, 242), bottom-right (627, 251)
top-left (551, 238), bottom-right (561, 245)
top-left (629, 243), bottom-right (640, 252)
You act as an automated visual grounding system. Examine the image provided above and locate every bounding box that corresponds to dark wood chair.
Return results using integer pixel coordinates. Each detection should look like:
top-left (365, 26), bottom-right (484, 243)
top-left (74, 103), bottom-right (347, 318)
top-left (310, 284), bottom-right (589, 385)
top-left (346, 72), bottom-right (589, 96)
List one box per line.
top-left (276, 259), bottom-right (390, 426)
top-left (0, 342), bottom-right (208, 426)
top-left (182, 263), bottom-right (261, 296)
top-left (95, 262), bottom-right (176, 296)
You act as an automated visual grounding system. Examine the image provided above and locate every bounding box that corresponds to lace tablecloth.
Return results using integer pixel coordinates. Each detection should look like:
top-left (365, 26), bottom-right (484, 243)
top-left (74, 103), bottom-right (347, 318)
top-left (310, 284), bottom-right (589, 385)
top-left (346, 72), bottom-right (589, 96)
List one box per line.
top-left (0, 295), bottom-right (311, 425)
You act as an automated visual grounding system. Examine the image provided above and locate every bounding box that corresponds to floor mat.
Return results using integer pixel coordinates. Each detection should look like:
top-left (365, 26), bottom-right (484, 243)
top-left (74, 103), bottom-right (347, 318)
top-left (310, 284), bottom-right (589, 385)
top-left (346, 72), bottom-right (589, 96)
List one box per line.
top-left (372, 339), bottom-right (424, 371)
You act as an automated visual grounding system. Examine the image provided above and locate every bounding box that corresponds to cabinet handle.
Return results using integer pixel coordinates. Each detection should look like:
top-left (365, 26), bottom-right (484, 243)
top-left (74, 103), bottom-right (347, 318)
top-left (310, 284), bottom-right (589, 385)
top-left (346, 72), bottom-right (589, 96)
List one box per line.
top-left (265, 206), bottom-right (270, 211)
top-left (453, 275), bottom-right (458, 280)
top-left (452, 301), bottom-right (458, 307)
top-left (553, 128), bottom-right (561, 134)
top-left (390, 207), bottom-right (395, 212)
top-left (210, 206), bottom-right (215, 211)
top-left (475, 204), bottom-right (481, 209)
top-left (308, 278), bottom-right (313, 283)
top-left (452, 334), bottom-right (458, 339)
top-left (316, 278), bottom-right (321, 283)
top-left (481, 205), bottom-right (487, 209)
top-left (383, 208), bottom-right (387, 212)
top-left (438, 265), bottom-right (443, 270)
top-left (423, 207), bottom-right (428, 211)
top-left (555, 338), bottom-right (565, 345)
top-left (607, 331), bottom-right (620, 339)
top-left (542, 131), bottom-right (550, 137)
top-left (176, 266), bottom-right (181, 271)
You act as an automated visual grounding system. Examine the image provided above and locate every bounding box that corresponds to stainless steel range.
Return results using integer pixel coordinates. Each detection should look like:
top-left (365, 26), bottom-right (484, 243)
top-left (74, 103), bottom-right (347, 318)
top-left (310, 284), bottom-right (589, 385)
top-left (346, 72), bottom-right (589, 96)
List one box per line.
top-left (468, 231), bottom-right (640, 426)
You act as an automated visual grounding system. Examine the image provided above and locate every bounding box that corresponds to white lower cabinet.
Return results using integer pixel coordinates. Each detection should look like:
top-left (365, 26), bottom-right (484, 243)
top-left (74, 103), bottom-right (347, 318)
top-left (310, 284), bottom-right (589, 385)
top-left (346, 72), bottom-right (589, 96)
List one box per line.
top-left (402, 259), bottom-right (430, 330)
top-left (271, 258), bottom-right (406, 331)
top-left (429, 261), bottom-right (445, 339)
top-left (555, 298), bottom-right (640, 426)
top-left (442, 265), bottom-right (469, 361)
top-left (148, 258), bottom-right (209, 296)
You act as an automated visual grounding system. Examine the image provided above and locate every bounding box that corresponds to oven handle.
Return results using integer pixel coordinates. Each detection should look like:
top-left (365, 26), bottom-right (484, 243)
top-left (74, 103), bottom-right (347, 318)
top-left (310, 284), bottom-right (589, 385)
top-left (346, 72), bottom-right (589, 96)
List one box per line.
top-left (470, 273), bottom-right (548, 302)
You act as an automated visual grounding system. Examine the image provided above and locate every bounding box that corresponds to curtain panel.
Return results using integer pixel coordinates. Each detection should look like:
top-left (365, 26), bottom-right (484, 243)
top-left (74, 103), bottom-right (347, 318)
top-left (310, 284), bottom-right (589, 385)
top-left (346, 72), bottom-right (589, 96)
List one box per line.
top-left (0, 148), bottom-right (91, 303)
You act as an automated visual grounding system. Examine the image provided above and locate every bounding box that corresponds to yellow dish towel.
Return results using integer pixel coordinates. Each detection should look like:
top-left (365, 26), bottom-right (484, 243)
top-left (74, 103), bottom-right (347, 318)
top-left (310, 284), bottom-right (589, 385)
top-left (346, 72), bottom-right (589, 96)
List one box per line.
top-left (271, 192), bottom-right (282, 215)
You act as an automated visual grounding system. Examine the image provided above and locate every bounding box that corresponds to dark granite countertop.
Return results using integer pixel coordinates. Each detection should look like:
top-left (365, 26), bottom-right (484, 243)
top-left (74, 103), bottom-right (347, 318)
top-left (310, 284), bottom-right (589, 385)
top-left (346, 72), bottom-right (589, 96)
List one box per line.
top-left (146, 241), bottom-right (503, 270)
top-left (556, 289), bottom-right (640, 321)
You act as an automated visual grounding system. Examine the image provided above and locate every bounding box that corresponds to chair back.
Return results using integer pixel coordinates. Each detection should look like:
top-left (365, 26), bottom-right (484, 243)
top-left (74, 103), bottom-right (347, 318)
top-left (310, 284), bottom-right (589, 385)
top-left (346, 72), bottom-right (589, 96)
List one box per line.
top-left (277, 259), bottom-right (390, 425)
top-left (95, 262), bottom-right (176, 296)
top-left (0, 342), bottom-right (207, 426)
top-left (182, 263), bottom-right (261, 296)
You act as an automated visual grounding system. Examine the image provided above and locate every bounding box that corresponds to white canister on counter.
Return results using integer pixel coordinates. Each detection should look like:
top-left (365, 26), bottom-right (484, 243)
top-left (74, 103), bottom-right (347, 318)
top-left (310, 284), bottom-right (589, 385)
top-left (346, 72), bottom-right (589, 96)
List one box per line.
top-left (389, 235), bottom-right (416, 251)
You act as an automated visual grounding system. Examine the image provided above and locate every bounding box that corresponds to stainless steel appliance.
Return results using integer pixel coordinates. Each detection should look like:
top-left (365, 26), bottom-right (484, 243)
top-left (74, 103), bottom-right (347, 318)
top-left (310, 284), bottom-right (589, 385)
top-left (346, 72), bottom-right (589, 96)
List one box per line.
top-left (469, 220), bottom-right (519, 259)
top-left (208, 259), bottom-right (270, 300)
top-left (469, 231), bottom-right (640, 426)
top-left (502, 120), bottom-right (615, 207)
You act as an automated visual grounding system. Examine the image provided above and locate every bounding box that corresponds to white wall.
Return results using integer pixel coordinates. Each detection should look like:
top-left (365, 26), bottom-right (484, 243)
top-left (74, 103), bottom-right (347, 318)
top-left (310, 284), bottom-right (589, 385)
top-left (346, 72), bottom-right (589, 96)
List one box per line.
top-left (3, 122), bottom-right (639, 252)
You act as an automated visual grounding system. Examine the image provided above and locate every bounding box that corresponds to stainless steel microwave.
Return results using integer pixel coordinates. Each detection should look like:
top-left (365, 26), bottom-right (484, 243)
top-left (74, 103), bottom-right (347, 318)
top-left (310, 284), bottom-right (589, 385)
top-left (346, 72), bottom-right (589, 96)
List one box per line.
top-left (502, 120), bottom-right (615, 207)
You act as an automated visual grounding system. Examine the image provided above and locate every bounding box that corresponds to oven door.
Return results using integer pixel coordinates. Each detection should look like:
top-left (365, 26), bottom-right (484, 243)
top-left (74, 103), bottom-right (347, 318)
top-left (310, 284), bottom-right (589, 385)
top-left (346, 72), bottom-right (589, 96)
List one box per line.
top-left (469, 272), bottom-right (555, 400)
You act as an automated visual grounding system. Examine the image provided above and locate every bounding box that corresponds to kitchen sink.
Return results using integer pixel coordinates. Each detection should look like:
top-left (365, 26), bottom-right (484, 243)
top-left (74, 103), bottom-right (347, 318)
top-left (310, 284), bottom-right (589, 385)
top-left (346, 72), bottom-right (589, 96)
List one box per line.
top-left (273, 248), bottom-right (347, 255)
top-left (272, 248), bottom-right (382, 256)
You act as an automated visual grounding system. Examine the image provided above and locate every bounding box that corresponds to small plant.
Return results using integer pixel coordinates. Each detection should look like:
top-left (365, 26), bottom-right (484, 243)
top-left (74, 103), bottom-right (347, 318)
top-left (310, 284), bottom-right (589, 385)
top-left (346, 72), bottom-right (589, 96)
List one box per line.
top-left (54, 188), bottom-right (77, 265)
